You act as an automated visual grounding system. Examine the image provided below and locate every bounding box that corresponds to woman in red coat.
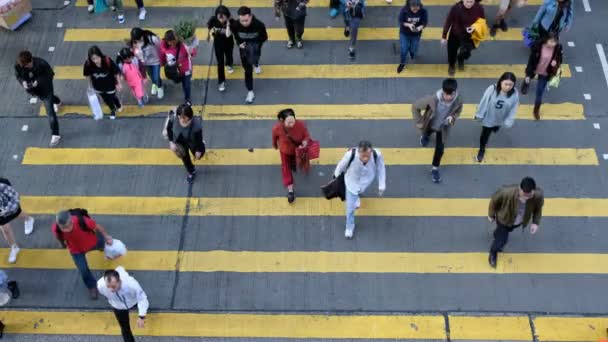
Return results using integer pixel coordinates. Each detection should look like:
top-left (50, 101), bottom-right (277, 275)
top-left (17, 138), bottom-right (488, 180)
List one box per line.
top-left (272, 108), bottom-right (310, 203)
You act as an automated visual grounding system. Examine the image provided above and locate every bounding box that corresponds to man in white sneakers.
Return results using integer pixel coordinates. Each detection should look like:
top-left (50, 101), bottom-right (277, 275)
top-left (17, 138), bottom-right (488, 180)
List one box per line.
top-left (0, 178), bottom-right (35, 264)
top-left (333, 140), bottom-right (386, 239)
top-left (98, 267), bottom-right (149, 342)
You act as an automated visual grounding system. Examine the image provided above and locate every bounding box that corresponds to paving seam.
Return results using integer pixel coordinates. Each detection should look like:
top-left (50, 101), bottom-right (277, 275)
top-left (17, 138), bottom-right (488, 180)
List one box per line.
top-left (443, 312), bottom-right (451, 342)
top-left (528, 314), bottom-right (539, 342)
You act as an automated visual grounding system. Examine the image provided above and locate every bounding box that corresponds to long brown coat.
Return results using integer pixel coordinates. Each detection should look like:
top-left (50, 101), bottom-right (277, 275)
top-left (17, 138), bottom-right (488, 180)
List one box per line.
top-left (488, 185), bottom-right (544, 227)
top-left (411, 93), bottom-right (463, 144)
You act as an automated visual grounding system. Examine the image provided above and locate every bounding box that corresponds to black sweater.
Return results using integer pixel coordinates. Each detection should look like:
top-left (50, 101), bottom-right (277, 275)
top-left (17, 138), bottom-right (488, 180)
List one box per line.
top-left (230, 16), bottom-right (268, 46)
top-left (167, 116), bottom-right (205, 153)
top-left (15, 57), bottom-right (55, 97)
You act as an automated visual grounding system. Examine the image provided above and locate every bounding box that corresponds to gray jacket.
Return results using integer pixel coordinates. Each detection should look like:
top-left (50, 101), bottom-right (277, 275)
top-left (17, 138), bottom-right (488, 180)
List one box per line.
top-left (140, 35), bottom-right (161, 66)
top-left (475, 84), bottom-right (519, 128)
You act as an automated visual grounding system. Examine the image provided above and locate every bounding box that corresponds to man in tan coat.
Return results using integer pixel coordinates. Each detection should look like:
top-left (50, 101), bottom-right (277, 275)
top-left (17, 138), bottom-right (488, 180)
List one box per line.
top-left (412, 78), bottom-right (463, 183)
top-left (488, 177), bottom-right (544, 268)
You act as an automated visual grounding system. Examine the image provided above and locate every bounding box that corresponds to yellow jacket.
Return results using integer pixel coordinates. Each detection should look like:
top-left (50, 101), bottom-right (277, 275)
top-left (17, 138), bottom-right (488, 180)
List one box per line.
top-left (471, 18), bottom-right (489, 48)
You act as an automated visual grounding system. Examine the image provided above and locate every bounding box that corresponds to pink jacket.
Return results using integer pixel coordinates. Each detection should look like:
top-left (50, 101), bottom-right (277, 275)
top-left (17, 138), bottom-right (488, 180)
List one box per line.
top-left (160, 41), bottom-right (196, 76)
top-left (121, 60), bottom-right (145, 100)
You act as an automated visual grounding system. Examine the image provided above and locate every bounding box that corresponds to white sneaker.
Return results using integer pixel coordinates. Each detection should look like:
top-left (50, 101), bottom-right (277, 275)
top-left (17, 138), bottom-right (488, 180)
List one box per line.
top-left (138, 8), bottom-right (147, 20)
top-left (344, 226), bottom-right (355, 239)
top-left (245, 91), bottom-right (255, 104)
top-left (151, 84), bottom-right (158, 96)
top-left (50, 135), bottom-right (61, 147)
top-left (87, 4), bottom-right (94, 13)
top-left (53, 102), bottom-right (61, 113)
top-left (218, 82), bottom-right (226, 92)
top-left (254, 65), bottom-right (262, 74)
top-left (157, 87), bottom-right (164, 99)
top-left (117, 106), bottom-right (123, 113)
top-left (385, 0), bottom-right (392, 3)
top-left (24, 217), bottom-right (35, 235)
top-left (226, 66), bottom-right (234, 74)
top-left (355, 198), bottom-right (361, 209)
top-left (8, 245), bottom-right (20, 264)
top-left (117, 14), bottom-right (125, 24)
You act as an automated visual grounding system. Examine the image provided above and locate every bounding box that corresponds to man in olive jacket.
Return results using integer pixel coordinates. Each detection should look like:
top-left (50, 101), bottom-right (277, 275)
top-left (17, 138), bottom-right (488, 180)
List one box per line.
top-left (412, 78), bottom-right (463, 183)
top-left (488, 177), bottom-right (544, 268)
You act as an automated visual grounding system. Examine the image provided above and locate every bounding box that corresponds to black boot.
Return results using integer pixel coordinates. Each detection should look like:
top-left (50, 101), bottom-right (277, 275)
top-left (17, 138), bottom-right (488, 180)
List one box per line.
top-left (500, 19), bottom-right (508, 32)
top-left (488, 253), bottom-right (497, 268)
top-left (533, 102), bottom-right (541, 120)
top-left (490, 24), bottom-right (499, 37)
top-left (7, 281), bottom-right (19, 299)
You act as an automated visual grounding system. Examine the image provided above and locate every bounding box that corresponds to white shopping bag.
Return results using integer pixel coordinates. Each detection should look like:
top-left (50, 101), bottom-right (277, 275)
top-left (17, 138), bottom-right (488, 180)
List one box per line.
top-left (104, 239), bottom-right (127, 260)
top-left (87, 88), bottom-right (103, 120)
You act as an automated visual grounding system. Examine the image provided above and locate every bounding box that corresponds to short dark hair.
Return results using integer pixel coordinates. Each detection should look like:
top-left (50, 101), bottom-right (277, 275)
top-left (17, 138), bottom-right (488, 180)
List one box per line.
top-left (277, 108), bottom-right (295, 121)
top-left (442, 78), bottom-right (458, 94)
top-left (17, 50), bottom-right (33, 66)
top-left (177, 103), bottom-right (194, 119)
top-left (520, 177), bottom-right (536, 193)
top-left (104, 270), bottom-right (120, 282)
top-left (164, 30), bottom-right (178, 43)
top-left (215, 5), bottom-right (231, 18)
top-left (358, 140), bottom-right (373, 151)
top-left (237, 6), bottom-right (251, 16)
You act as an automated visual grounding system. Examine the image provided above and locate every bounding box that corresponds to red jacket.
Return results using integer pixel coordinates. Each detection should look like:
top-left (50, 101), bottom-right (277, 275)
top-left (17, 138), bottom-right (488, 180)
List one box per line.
top-left (160, 41), bottom-right (196, 76)
top-left (272, 120), bottom-right (310, 156)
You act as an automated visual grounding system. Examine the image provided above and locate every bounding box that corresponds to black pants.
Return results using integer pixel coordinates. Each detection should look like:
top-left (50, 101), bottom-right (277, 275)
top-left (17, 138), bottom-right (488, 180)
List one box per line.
top-left (479, 126), bottom-right (500, 151)
top-left (177, 143), bottom-right (196, 174)
top-left (285, 15), bottom-right (306, 42)
top-left (447, 34), bottom-right (474, 68)
top-left (113, 307), bottom-right (136, 342)
top-left (490, 222), bottom-right (522, 255)
top-left (214, 39), bottom-right (234, 84)
top-left (99, 92), bottom-right (121, 113)
top-left (40, 93), bottom-right (61, 135)
top-left (424, 129), bottom-right (445, 167)
top-left (88, 0), bottom-right (144, 7)
top-left (240, 53), bottom-right (254, 91)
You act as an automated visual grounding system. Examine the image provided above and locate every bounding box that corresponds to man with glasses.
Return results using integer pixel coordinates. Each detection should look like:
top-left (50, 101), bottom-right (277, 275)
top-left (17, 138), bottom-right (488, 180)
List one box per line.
top-left (488, 177), bottom-right (544, 268)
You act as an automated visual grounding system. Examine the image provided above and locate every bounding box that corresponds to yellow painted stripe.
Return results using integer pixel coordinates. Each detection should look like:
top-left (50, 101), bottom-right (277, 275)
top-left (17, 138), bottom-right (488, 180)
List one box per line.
top-left (449, 315), bottom-right (532, 341)
top-left (22, 147), bottom-right (599, 166)
top-left (19, 196), bottom-right (608, 217)
top-left (56, 64), bottom-right (572, 80)
top-left (64, 27), bottom-right (523, 42)
top-left (74, 0), bottom-right (543, 8)
top-left (41, 103), bottom-right (586, 120)
top-left (5, 249), bottom-right (608, 274)
top-left (0, 310), bottom-right (446, 339)
top-left (535, 316), bottom-right (608, 342)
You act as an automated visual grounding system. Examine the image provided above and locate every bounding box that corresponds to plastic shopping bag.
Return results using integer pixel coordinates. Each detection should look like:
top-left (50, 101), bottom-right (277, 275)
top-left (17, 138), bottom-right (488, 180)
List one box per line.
top-left (104, 239), bottom-right (127, 260)
top-left (548, 68), bottom-right (562, 89)
top-left (87, 88), bottom-right (103, 120)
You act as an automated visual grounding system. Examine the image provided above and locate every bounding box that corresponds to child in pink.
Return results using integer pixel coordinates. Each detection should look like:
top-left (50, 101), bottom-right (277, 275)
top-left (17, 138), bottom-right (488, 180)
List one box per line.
top-left (118, 48), bottom-right (147, 107)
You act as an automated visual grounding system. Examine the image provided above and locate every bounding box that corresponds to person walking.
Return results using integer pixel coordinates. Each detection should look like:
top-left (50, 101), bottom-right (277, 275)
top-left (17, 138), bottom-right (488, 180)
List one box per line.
top-left (14, 50), bottom-right (62, 147)
top-left (164, 104), bottom-right (205, 184)
top-left (275, 0), bottom-right (309, 49)
top-left (272, 109), bottom-right (311, 203)
top-left (0, 179), bottom-right (34, 264)
top-left (397, 0), bottom-right (427, 73)
top-left (474, 72), bottom-right (519, 162)
top-left (530, 0), bottom-right (573, 39)
top-left (160, 30), bottom-right (196, 106)
top-left (333, 141), bottom-right (386, 239)
top-left (412, 78), bottom-right (463, 183)
top-left (488, 177), bottom-right (544, 268)
top-left (117, 48), bottom-right (147, 107)
top-left (490, 0), bottom-right (527, 37)
top-left (207, 5), bottom-right (235, 93)
top-left (53, 209), bottom-right (113, 299)
top-left (86, 0), bottom-right (147, 21)
top-left (231, 6), bottom-right (268, 104)
top-left (98, 267), bottom-right (149, 342)
top-left (83, 45), bottom-right (123, 119)
top-left (441, 0), bottom-right (485, 76)
top-left (521, 32), bottom-right (562, 120)
top-left (342, 0), bottom-right (366, 59)
top-left (131, 28), bottom-right (164, 99)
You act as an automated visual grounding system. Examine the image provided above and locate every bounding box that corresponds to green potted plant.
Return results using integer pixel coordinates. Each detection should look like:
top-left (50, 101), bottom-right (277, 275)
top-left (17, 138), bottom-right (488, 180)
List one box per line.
top-left (174, 18), bottom-right (199, 49)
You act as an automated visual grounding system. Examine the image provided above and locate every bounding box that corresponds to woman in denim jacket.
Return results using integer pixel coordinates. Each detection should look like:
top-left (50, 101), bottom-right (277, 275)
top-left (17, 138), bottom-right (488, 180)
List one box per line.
top-left (531, 0), bottom-right (573, 38)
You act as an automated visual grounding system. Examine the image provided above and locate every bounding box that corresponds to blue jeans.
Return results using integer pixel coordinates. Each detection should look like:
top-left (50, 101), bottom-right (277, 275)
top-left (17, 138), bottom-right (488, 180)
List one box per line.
top-left (145, 65), bottom-right (162, 88)
top-left (345, 16), bottom-right (362, 48)
top-left (71, 233), bottom-right (105, 289)
top-left (535, 75), bottom-right (549, 105)
top-left (181, 74), bottom-right (192, 103)
top-left (399, 33), bottom-right (420, 64)
top-left (345, 190), bottom-right (359, 230)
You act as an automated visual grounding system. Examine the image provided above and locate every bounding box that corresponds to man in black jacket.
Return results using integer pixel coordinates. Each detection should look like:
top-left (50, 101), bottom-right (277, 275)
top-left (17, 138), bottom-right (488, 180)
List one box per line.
top-left (231, 6), bottom-right (268, 104)
top-left (14, 51), bottom-right (62, 147)
top-left (165, 104), bottom-right (205, 184)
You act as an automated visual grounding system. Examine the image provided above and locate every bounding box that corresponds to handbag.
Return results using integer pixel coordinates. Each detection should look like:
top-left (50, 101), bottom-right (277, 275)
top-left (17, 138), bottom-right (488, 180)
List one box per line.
top-left (321, 148), bottom-right (357, 201)
top-left (522, 25), bottom-right (539, 48)
top-left (548, 67), bottom-right (562, 89)
top-left (164, 43), bottom-right (183, 83)
top-left (87, 88), bottom-right (103, 120)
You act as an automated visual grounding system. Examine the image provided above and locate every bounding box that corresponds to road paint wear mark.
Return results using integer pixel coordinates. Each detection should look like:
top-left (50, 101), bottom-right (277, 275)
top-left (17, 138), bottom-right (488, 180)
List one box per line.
top-left (584, 94), bottom-right (592, 100)
top-left (21, 125), bottom-right (28, 131)
top-left (593, 123), bottom-right (600, 129)
top-left (575, 66), bottom-right (583, 72)
top-left (56, 22), bottom-right (63, 28)
top-left (48, 46), bottom-right (55, 52)
top-left (595, 44), bottom-right (608, 88)
top-left (582, 0), bottom-right (591, 12)
top-left (568, 41), bottom-right (575, 47)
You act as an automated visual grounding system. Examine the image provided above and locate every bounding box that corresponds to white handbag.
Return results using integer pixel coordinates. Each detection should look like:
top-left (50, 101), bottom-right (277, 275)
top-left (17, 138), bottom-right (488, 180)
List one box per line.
top-left (104, 239), bottom-right (127, 260)
top-left (87, 88), bottom-right (103, 120)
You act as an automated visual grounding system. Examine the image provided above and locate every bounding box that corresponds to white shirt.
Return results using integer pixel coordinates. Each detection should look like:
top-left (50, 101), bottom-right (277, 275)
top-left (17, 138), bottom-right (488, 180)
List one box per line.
top-left (98, 266), bottom-right (149, 317)
top-left (334, 148), bottom-right (386, 195)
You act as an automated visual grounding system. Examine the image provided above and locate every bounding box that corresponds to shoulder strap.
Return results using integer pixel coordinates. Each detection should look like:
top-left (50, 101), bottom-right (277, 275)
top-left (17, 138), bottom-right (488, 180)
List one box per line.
top-left (282, 126), bottom-right (301, 146)
top-left (345, 148), bottom-right (356, 170)
top-left (372, 149), bottom-right (378, 163)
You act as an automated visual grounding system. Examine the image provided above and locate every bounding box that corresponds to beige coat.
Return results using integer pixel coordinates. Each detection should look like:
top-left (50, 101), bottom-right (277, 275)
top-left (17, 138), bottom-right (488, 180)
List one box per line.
top-left (411, 93), bottom-right (463, 143)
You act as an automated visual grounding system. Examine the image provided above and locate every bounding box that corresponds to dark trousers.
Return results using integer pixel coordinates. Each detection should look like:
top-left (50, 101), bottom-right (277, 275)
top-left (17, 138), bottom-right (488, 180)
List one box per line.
top-left (490, 222), bottom-right (522, 255)
top-left (40, 94), bottom-right (61, 135)
top-left (479, 126), bottom-right (500, 151)
top-left (88, 0), bottom-right (144, 7)
top-left (284, 15), bottom-right (306, 42)
top-left (113, 307), bottom-right (136, 342)
top-left (447, 34), bottom-right (474, 67)
top-left (178, 143), bottom-right (196, 174)
top-left (71, 233), bottom-right (105, 289)
top-left (423, 129), bottom-right (445, 167)
top-left (181, 74), bottom-right (192, 103)
top-left (240, 53), bottom-right (254, 91)
top-left (99, 92), bottom-right (121, 113)
top-left (214, 39), bottom-right (234, 84)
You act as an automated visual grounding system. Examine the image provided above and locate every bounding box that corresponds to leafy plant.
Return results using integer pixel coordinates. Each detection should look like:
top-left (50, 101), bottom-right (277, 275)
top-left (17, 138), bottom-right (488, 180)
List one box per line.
top-left (173, 18), bottom-right (198, 42)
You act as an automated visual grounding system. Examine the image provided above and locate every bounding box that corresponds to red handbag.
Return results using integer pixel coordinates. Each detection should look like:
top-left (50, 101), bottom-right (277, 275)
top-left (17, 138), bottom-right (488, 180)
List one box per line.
top-left (307, 139), bottom-right (320, 160)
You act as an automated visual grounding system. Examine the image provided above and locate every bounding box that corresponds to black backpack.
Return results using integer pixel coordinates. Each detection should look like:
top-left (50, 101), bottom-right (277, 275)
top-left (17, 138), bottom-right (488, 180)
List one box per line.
top-left (164, 43), bottom-right (183, 83)
top-left (55, 208), bottom-right (96, 247)
top-left (0, 178), bottom-right (11, 186)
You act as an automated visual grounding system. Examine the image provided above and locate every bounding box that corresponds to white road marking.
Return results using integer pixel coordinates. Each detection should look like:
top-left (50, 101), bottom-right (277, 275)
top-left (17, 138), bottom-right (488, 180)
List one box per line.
top-left (64, 0), bottom-right (70, 5)
top-left (595, 44), bottom-right (608, 88)
top-left (594, 123), bottom-right (601, 129)
top-left (13, 155), bottom-right (18, 160)
top-left (56, 22), bottom-right (63, 28)
top-left (582, 0), bottom-right (591, 12)
top-left (568, 41), bottom-right (575, 47)
top-left (604, 154), bottom-right (608, 160)
top-left (21, 125), bottom-right (28, 132)
top-left (584, 94), bottom-right (592, 100)
top-left (575, 66), bottom-right (583, 72)
top-left (29, 97), bottom-right (38, 104)
top-left (48, 46), bottom-right (55, 52)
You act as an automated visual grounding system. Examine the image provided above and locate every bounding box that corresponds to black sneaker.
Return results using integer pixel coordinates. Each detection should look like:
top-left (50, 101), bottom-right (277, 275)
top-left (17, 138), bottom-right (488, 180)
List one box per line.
top-left (476, 149), bottom-right (485, 163)
top-left (7, 280), bottom-right (19, 299)
top-left (419, 135), bottom-right (429, 147)
top-left (348, 48), bottom-right (356, 59)
top-left (500, 19), bottom-right (508, 32)
top-left (397, 64), bottom-right (405, 73)
top-left (287, 191), bottom-right (295, 203)
top-left (490, 25), bottom-right (498, 37)
top-left (186, 171), bottom-right (196, 184)
top-left (343, 28), bottom-right (350, 37)
top-left (488, 253), bottom-right (497, 268)
top-left (458, 60), bottom-right (465, 71)
top-left (448, 65), bottom-right (455, 76)
top-left (431, 169), bottom-right (441, 183)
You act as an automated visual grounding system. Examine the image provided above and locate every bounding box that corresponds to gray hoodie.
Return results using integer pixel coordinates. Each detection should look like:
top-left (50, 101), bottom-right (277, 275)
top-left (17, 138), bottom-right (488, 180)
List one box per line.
top-left (137, 35), bottom-right (161, 66)
top-left (430, 89), bottom-right (459, 131)
top-left (475, 84), bottom-right (519, 128)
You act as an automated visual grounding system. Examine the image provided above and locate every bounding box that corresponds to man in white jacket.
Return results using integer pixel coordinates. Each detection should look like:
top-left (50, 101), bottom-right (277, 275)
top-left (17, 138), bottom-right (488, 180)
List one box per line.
top-left (98, 267), bottom-right (149, 342)
top-left (333, 140), bottom-right (386, 239)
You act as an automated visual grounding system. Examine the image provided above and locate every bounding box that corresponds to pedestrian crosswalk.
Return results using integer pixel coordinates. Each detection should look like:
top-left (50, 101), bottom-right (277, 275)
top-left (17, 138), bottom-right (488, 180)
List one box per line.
top-left (6, 0), bottom-right (608, 341)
